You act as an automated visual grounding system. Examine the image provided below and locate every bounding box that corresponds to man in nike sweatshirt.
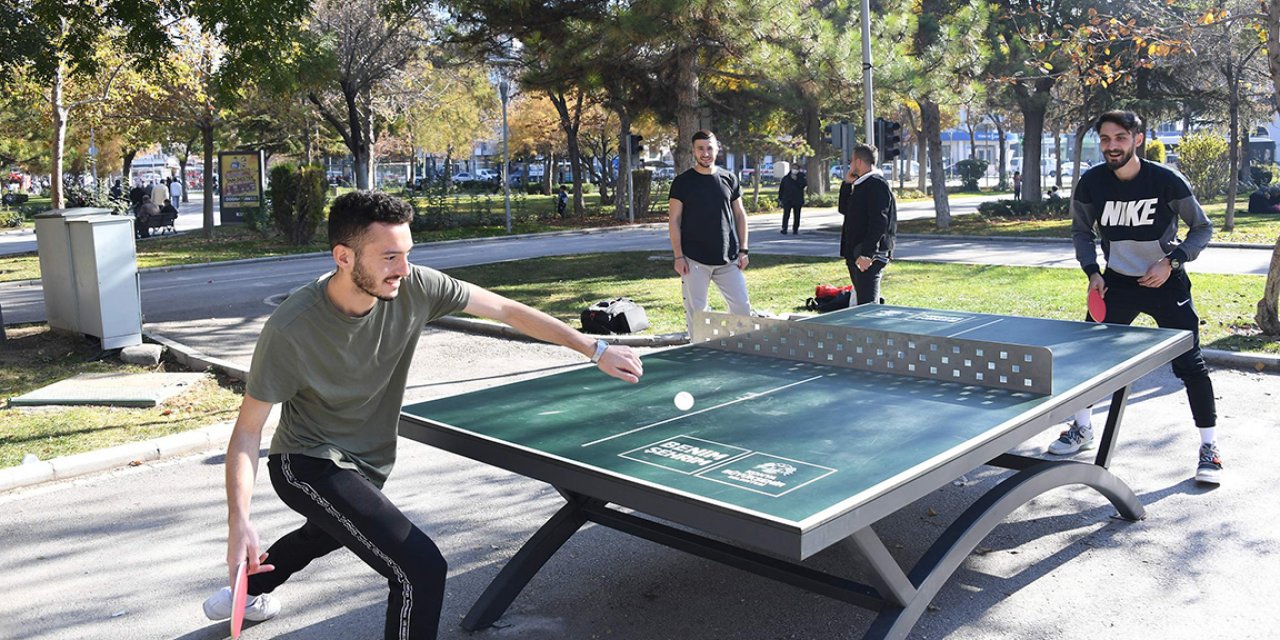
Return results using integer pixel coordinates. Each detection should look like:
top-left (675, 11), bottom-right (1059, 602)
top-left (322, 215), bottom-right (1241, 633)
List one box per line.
top-left (1049, 110), bottom-right (1222, 485)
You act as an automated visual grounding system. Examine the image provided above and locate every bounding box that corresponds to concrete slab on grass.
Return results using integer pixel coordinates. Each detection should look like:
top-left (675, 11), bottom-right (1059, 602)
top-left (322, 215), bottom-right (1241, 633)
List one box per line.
top-left (9, 372), bottom-right (206, 408)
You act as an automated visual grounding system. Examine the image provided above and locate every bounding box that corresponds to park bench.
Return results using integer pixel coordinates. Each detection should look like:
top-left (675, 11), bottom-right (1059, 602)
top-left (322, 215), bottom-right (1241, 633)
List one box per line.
top-left (135, 209), bottom-right (177, 236)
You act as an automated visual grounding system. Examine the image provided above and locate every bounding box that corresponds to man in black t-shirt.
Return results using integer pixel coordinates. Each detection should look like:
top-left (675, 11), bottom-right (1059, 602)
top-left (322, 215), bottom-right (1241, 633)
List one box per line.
top-left (1049, 110), bottom-right (1222, 484)
top-left (668, 130), bottom-right (752, 328)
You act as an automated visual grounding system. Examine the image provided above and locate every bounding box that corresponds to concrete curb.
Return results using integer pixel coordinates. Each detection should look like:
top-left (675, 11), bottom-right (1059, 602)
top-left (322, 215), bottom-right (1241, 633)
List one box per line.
top-left (897, 233), bottom-right (1274, 250)
top-left (0, 419), bottom-right (238, 493)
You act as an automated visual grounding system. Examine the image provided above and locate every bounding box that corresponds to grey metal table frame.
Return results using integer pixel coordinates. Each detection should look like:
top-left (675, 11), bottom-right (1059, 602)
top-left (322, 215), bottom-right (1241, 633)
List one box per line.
top-left (397, 331), bottom-right (1189, 640)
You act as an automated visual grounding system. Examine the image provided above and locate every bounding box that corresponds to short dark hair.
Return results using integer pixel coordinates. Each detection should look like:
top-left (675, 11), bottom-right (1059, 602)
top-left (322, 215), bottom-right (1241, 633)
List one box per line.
top-left (328, 190), bottom-right (414, 250)
top-left (853, 143), bottom-right (877, 166)
top-left (691, 130), bottom-right (717, 144)
top-left (1094, 110), bottom-right (1143, 135)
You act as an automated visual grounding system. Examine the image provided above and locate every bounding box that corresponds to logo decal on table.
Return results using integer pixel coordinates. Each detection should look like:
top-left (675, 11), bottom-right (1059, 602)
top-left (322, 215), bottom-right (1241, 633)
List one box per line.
top-left (697, 453), bottom-right (836, 497)
top-left (621, 436), bottom-right (836, 497)
top-left (620, 436), bottom-right (750, 474)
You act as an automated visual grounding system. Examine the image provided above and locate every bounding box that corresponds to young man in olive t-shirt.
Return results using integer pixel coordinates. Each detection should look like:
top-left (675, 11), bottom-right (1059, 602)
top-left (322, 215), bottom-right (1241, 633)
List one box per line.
top-left (668, 130), bottom-right (752, 329)
top-left (202, 191), bottom-right (644, 639)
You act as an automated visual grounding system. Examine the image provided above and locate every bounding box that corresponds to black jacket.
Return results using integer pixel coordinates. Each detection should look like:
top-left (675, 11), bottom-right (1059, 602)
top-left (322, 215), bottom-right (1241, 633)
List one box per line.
top-left (778, 172), bottom-right (807, 206)
top-left (837, 173), bottom-right (896, 261)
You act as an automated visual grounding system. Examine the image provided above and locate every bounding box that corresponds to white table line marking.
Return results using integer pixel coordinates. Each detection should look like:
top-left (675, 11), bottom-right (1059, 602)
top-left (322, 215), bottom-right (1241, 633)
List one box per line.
top-left (580, 375), bottom-right (825, 448)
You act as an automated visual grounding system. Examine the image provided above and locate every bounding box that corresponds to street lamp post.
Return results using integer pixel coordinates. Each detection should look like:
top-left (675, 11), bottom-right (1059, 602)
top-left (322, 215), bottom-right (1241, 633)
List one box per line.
top-left (500, 79), bottom-right (511, 233)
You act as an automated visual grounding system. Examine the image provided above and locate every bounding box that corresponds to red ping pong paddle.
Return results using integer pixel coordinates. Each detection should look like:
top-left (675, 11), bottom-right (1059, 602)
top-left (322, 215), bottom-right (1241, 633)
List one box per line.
top-left (231, 560), bottom-right (248, 639)
top-left (1087, 288), bottom-right (1106, 322)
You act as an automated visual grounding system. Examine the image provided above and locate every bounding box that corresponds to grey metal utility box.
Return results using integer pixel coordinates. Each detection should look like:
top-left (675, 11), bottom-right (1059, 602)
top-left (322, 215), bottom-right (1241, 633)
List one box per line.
top-left (34, 207), bottom-right (112, 333)
top-left (66, 215), bottom-right (142, 349)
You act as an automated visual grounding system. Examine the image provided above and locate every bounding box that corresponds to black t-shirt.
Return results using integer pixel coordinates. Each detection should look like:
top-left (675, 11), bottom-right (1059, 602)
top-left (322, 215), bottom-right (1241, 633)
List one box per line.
top-left (668, 167), bottom-right (741, 265)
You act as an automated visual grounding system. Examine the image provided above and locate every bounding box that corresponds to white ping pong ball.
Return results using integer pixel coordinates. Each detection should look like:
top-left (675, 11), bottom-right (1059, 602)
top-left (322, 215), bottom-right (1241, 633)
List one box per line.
top-left (674, 391), bottom-right (695, 411)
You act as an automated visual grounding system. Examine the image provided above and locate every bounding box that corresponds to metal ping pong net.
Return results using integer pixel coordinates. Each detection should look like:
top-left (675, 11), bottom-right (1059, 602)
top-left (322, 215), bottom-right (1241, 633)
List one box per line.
top-left (690, 311), bottom-right (1053, 395)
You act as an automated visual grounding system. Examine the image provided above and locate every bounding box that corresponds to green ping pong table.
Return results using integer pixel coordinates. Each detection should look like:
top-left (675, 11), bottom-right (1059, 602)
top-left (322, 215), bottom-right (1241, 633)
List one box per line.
top-left (399, 306), bottom-right (1192, 639)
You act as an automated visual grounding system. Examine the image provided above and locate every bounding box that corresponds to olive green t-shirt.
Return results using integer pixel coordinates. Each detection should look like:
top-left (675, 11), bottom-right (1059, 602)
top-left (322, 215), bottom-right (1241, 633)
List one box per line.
top-left (247, 265), bottom-right (470, 487)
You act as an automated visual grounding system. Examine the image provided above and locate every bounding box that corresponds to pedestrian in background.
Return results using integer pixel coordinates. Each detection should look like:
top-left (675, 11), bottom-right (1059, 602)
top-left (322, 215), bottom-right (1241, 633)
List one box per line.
top-left (778, 165), bottom-right (807, 235)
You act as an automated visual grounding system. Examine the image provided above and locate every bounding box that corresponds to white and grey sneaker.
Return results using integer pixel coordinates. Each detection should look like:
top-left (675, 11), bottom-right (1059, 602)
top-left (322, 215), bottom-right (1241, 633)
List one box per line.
top-left (202, 586), bottom-right (280, 622)
top-left (1195, 442), bottom-right (1223, 484)
top-left (1047, 421), bottom-right (1095, 455)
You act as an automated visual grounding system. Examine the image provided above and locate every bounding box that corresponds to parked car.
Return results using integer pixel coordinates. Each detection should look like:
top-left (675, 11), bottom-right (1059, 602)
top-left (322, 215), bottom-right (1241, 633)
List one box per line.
top-left (475, 168), bottom-right (499, 182)
top-left (451, 171), bottom-right (478, 183)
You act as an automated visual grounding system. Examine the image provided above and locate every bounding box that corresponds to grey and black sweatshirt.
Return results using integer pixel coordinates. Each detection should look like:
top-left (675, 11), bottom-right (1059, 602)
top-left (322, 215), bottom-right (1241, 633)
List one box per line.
top-left (1070, 159), bottom-right (1213, 278)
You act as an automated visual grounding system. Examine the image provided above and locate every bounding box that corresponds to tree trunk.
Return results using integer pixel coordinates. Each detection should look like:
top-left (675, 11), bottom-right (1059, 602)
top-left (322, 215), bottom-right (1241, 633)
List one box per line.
top-left (615, 110), bottom-right (631, 220)
top-left (920, 98), bottom-right (950, 229)
top-left (1225, 75), bottom-right (1239, 232)
top-left (1052, 120), bottom-right (1063, 188)
top-left (803, 101), bottom-right (825, 196)
top-left (543, 155), bottom-right (553, 196)
top-left (202, 122), bottom-right (215, 239)
top-left (441, 145), bottom-right (453, 196)
top-left (674, 45), bottom-right (699, 174)
top-left (1258, 233), bottom-right (1280, 334)
top-left (121, 148), bottom-right (137, 187)
top-left (910, 109), bottom-right (927, 193)
top-left (1013, 77), bottom-right (1053, 202)
top-left (965, 117), bottom-right (977, 159)
top-left (989, 114), bottom-right (1008, 190)
top-left (548, 91), bottom-right (586, 216)
top-left (1071, 123), bottom-right (1088, 185)
top-left (50, 63), bottom-right (67, 209)
top-left (1258, 0), bottom-right (1280, 333)
top-left (751, 154), bottom-right (761, 209)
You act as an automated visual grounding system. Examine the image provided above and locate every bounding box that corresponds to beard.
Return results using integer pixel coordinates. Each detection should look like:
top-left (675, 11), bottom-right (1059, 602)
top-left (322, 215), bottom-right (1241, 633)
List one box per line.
top-left (352, 258), bottom-right (399, 301)
top-left (1104, 145), bottom-right (1135, 171)
top-left (696, 156), bottom-right (715, 169)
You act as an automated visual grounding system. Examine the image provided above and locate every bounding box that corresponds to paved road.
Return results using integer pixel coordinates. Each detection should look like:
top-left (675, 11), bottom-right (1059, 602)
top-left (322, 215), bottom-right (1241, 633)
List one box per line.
top-left (2, 195), bottom-right (1278, 639)
top-left (1, 360), bottom-right (1274, 640)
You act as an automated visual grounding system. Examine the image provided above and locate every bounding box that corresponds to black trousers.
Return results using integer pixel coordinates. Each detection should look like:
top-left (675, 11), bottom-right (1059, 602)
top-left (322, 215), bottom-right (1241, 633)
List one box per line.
top-left (845, 258), bottom-right (886, 306)
top-left (1096, 270), bottom-right (1216, 428)
top-left (782, 204), bottom-right (802, 232)
top-left (250, 454), bottom-right (448, 640)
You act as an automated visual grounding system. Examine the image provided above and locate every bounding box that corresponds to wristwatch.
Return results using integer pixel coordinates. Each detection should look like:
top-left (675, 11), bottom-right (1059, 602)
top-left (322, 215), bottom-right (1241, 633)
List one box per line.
top-left (1167, 256), bottom-right (1182, 270)
top-left (590, 339), bottom-right (609, 363)
top-left (739, 248), bottom-right (749, 255)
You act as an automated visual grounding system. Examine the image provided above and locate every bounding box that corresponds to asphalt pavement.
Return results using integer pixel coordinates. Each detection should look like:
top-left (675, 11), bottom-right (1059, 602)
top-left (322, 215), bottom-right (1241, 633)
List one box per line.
top-left (1, 194), bottom-right (1278, 639)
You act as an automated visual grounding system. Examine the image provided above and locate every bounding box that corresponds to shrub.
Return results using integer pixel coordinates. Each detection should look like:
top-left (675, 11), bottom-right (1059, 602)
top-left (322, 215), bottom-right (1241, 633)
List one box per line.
top-left (0, 208), bottom-right (21, 227)
top-left (955, 158), bottom-right (989, 191)
top-left (269, 164), bottom-right (327, 245)
top-left (1146, 138), bottom-right (1167, 164)
top-left (978, 197), bottom-right (1070, 219)
top-left (1249, 164), bottom-right (1275, 187)
top-left (1176, 131), bottom-right (1230, 198)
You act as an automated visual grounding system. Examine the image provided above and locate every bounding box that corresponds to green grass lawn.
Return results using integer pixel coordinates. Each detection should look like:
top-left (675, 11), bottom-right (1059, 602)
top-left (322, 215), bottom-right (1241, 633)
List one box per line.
top-left (899, 200), bottom-right (1280, 245)
top-left (1, 325), bottom-right (244, 468)
top-left (448, 252), bottom-right (1276, 355)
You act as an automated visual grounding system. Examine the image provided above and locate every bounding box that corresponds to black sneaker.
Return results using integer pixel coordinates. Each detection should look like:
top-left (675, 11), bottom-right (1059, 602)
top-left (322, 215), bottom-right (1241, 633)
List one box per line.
top-left (1195, 442), bottom-right (1222, 484)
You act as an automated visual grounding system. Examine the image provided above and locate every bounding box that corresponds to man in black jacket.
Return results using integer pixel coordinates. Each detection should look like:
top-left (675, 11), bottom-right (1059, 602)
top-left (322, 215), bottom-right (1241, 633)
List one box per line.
top-left (778, 165), bottom-right (807, 234)
top-left (838, 143), bottom-right (897, 305)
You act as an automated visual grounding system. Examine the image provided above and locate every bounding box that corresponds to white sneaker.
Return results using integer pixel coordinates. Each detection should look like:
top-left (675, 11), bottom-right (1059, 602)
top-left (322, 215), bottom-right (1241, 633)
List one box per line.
top-left (202, 586), bottom-right (280, 622)
top-left (1047, 421), bottom-right (1094, 455)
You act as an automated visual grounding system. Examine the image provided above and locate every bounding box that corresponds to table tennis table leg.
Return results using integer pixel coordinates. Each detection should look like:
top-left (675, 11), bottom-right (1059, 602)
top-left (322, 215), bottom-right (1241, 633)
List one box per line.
top-left (865, 459), bottom-right (1145, 640)
top-left (1093, 385), bottom-right (1130, 469)
top-left (461, 492), bottom-right (595, 631)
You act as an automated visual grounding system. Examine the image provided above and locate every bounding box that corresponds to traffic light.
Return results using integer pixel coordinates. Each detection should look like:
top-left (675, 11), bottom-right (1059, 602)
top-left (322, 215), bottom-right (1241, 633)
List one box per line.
top-left (627, 134), bottom-right (643, 157)
top-left (826, 123), bottom-right (842, 149)
top-left (875, 118), bottom-right (903, 161)
top-left (825, 121), bottom-right (851, 149)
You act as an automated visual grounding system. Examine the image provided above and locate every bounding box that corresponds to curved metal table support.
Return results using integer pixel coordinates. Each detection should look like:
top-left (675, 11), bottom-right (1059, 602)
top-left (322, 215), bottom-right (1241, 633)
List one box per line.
top-left (866, 459), bottom-right (1145, 640)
